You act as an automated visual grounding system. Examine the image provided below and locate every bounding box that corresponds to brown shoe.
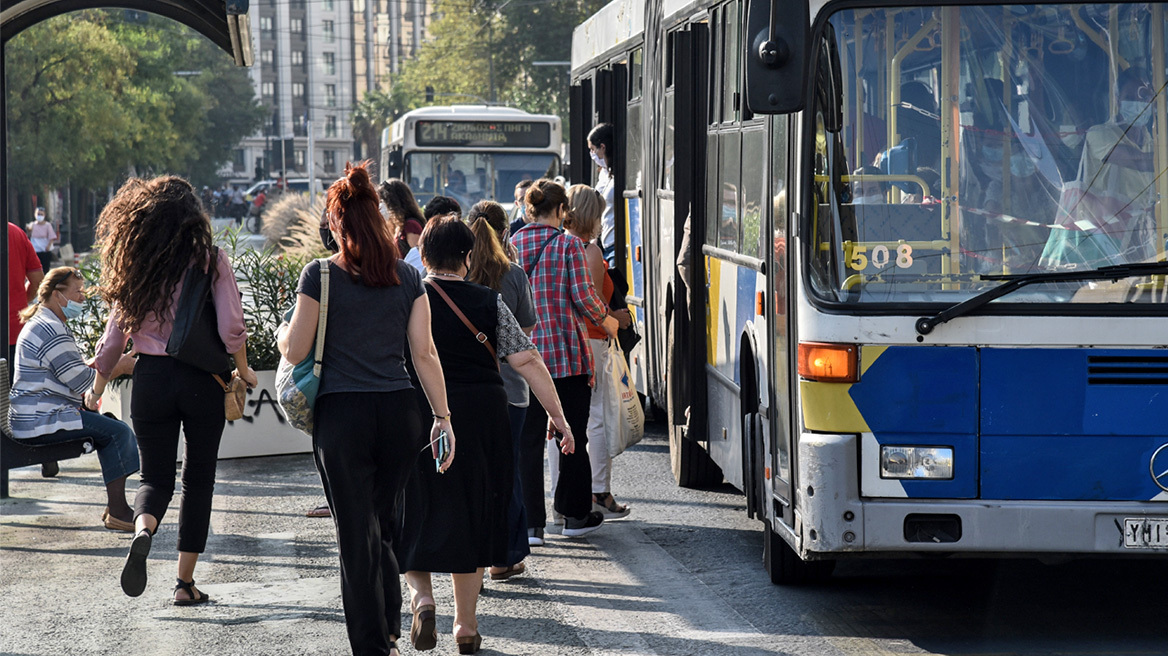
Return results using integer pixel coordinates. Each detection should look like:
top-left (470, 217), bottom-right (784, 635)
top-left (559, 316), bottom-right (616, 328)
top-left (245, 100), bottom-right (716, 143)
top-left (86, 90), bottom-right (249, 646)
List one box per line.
top-left (456, 633), bottom-right (482, 654)
top-left (102, 508), bottom-right (135, 532)
top-left (305, 505), bottom-right (331, 518)
top-left (489, 562), bottom-right (526, 580)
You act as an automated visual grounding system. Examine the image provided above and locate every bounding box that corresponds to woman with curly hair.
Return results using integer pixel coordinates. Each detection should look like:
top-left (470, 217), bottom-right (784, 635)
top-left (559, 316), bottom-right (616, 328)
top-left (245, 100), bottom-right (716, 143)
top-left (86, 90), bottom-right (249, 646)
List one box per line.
top-left (93, 175), bottom-right (258, 605)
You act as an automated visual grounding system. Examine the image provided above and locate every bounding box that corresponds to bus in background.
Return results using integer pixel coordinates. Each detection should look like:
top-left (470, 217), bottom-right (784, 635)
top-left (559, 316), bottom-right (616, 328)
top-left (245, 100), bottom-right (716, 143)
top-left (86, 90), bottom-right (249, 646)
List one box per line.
top-left (572, 0), bottom-right (1168, 583)
top-left (380, 105), bottom-right (563, 212)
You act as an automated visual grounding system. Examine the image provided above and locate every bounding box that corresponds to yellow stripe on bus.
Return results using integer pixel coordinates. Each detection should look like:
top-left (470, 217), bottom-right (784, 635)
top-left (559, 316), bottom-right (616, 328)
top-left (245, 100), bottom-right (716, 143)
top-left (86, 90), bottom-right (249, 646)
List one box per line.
top-left (799, 345), bottom-right (887, 432)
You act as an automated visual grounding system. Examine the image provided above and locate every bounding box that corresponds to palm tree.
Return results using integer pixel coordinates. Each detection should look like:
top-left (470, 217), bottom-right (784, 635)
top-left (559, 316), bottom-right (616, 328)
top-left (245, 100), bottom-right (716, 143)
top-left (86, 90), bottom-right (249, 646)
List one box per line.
top-left (351, 88), bottom-right (412, 165)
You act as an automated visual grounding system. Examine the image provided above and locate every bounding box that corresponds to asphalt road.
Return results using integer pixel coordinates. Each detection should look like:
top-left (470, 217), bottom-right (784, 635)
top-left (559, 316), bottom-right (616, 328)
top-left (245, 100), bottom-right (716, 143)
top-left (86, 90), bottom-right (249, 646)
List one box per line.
top-left (3, 421), bottom-right (1167, 655)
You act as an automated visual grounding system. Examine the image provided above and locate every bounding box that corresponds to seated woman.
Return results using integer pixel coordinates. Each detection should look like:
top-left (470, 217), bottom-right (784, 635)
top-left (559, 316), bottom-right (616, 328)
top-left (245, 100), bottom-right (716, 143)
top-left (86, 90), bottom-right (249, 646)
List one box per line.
top-left (396, 217), bottom-right (573, 655)
top-left (8, 267), bottom-right (139, 530)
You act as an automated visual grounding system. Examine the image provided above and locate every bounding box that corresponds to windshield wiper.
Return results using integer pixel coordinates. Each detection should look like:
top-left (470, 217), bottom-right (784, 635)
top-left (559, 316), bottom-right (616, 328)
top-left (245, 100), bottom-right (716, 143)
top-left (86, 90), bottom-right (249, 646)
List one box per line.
top-left (915, 261), bottom-right (1168, 335)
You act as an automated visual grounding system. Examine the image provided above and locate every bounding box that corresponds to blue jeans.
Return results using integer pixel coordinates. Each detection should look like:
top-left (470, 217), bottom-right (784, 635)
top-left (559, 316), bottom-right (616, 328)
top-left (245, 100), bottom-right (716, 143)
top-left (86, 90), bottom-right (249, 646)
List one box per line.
top-left (26, 411), bottom-right (139, 485)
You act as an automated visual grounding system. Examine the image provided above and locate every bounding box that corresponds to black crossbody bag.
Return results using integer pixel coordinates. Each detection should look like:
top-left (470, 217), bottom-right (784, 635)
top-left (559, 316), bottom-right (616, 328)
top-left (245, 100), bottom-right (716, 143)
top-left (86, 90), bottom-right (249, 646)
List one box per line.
top-left (166, 246), bottom-right (233, 375)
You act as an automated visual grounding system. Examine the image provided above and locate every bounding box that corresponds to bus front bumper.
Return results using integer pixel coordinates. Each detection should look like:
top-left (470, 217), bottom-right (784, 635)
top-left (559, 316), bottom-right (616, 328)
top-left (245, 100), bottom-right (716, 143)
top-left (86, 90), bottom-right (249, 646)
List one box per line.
top-left (797, 433), bottom-right (1168, 556)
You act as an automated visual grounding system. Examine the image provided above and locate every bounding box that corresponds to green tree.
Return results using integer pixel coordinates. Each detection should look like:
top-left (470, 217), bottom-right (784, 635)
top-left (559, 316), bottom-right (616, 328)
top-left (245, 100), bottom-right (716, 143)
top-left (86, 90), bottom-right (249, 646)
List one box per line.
top-left (351, 87), bottom-right (415, 163)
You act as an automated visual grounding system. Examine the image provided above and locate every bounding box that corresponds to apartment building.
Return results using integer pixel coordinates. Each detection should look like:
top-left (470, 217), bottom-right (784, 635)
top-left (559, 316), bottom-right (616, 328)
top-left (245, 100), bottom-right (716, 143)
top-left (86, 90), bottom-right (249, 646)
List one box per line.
top-left (353, 0), bottom-right (429, 100)
top-left (225, 0), bottom-right (430, 184)
top-left (226, 0), bottom-right (355, 184)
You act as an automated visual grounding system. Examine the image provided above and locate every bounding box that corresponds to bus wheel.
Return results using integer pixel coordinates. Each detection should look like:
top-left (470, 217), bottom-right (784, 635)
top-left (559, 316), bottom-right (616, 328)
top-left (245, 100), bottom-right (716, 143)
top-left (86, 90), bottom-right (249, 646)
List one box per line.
top-left (763, 519), bottom-right (835, 585)
top-left (669, 420), bottom-right (723, 488)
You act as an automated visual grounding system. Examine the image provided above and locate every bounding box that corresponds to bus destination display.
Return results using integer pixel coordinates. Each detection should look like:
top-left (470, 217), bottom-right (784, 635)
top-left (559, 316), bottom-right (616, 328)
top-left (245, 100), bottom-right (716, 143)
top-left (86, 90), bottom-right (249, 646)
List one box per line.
top-left (416, 121), bottom-right (551, 148)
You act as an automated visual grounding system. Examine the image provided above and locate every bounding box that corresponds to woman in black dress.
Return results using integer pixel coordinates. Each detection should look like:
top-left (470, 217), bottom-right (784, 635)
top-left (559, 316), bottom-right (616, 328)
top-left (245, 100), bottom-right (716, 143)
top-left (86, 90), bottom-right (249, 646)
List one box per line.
top-left (397, 217), bottom-right (572, 655)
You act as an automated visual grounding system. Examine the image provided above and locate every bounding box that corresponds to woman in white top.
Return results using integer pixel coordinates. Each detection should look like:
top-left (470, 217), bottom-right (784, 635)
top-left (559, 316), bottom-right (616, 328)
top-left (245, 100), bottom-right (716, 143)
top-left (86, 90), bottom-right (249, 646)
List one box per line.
top-left (587, 123), bottom-right (617, 266)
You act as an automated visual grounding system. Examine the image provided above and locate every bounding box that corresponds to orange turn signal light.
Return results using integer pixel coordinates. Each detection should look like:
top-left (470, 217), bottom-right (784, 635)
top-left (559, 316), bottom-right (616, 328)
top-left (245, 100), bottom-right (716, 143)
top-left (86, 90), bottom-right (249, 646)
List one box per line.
top-left (797, 342), bottom-right (859, 383)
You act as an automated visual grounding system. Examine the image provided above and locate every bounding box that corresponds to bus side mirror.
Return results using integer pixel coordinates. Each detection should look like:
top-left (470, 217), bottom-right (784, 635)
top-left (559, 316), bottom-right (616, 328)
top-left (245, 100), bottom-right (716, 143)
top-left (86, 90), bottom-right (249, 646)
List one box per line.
top-left (385, 150), bottom-right (403, 180)
top-left (744, 0), bottom-right (809, 114)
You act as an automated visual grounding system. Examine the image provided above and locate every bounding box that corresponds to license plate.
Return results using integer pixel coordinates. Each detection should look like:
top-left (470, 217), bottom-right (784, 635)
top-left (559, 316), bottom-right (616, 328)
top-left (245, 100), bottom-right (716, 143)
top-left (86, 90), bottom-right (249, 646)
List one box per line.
top-left (1123, 518), bottom-right (1168, 549)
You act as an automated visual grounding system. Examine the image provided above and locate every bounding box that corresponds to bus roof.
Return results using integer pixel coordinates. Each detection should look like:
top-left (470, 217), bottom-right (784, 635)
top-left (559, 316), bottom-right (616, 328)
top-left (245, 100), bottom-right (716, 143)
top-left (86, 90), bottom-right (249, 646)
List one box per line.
top-left (570, 0), bottom-right (645, 72)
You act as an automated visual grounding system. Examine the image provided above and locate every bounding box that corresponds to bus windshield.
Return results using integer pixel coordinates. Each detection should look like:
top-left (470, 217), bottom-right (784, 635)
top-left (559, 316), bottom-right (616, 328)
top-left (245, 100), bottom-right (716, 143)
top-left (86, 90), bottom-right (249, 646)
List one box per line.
top-left (810, 3), bottom-right (1168, 306)
top-left (404, 152), bottom-right (560, 210)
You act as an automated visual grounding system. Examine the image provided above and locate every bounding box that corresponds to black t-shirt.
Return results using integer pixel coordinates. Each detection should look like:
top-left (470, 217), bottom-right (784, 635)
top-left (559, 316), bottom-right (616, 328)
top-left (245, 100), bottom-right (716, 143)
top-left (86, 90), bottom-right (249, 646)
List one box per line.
top-left (297, 258), bottom-right (424, 397)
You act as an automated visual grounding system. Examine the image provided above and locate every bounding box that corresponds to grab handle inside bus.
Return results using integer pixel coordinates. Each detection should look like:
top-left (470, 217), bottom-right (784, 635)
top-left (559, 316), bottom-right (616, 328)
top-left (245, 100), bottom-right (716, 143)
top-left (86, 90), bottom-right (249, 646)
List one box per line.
top-left (744, 0), bottom-right (809, 114)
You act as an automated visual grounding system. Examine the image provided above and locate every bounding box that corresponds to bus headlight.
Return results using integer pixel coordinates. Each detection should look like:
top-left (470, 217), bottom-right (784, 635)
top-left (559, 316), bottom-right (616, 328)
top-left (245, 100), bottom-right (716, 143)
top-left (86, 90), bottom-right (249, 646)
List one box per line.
top-left (880, 446), bottom-right (954, 480)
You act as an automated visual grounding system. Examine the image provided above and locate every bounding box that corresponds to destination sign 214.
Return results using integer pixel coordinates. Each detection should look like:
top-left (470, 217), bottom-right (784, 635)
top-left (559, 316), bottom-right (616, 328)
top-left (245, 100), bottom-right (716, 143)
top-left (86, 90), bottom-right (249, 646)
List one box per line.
top-left (415, 121), bottom-right (551, 148)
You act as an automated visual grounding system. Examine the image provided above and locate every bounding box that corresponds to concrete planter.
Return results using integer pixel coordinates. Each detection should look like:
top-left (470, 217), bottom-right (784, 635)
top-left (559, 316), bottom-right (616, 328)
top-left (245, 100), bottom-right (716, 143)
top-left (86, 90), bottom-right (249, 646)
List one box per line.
top-left (104, 369), bottom-right (312, 460)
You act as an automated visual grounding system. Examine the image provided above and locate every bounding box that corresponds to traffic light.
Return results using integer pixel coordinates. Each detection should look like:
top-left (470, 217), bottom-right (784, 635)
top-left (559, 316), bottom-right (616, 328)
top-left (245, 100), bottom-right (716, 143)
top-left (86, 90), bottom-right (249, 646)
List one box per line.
top-left (426, 86), bottom-right (435, 103)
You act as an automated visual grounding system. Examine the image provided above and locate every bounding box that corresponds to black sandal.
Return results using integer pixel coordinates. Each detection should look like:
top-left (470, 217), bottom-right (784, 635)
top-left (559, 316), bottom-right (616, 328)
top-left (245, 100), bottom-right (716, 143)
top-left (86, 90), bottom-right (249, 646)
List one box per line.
top-left (120, 528), bottom-right (152, 597)
top-left (173, 577), bottom-right (211, 606)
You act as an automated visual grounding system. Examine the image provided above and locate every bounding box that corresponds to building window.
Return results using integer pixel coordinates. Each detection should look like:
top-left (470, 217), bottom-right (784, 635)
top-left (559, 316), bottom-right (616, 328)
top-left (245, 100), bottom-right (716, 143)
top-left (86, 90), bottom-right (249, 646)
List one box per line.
top-left (290, 18), bottom-right (304, 37)
top-left (325, 84), bottom-right (337, 108)
top-left (259, 16), bottom-right (273, 37)
top-left (233, 149), bottom-right (246, 172)
top-left (323, 52), bottom-right (336, 76)
top-left (292, 83), bottom-right (305, 99)
top-left (326, 115), bottom-right (338, 138)
top-left (261, 49), bottom-right (275, 68)
top-left (323, 20), bottom-right (335, 43)
top-left (292, 50), bottom-right (306, 73)
top-left (261, 82), bottom-right (275, 99)
top-left (324, 150), bottom-right (337, 172)
top-left (324, 0), bottom-right (335, 10)
top-left (295, 149), bottom-right (306, 168)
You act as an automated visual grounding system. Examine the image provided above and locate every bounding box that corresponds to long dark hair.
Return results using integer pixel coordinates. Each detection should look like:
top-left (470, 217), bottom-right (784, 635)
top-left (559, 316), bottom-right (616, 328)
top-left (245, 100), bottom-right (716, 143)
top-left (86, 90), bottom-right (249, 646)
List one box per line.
top-left (378, 178), bottom-right (425, 229)
top-left (329, 162), bottom-right (401, 286)
top-left (97, 175), bottom-right (215, 332)
top-left (466, 201), bottom-right (511, 291)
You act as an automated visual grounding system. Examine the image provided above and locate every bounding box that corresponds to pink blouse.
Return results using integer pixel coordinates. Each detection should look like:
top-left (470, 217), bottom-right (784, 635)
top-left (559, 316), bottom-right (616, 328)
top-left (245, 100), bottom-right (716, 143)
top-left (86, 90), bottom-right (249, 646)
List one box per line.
top-left (95, 248), bottom-right (247, 377)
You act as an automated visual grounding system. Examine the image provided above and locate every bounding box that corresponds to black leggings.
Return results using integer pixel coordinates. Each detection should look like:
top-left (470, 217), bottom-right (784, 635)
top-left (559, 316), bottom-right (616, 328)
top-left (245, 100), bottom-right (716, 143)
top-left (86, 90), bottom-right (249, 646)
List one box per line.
top-left (131, 355), bottom-right (227, 554)
top-left (315, 390), bottom-right (423, 656)
top-left (521, 374), bottom-right (593, 525)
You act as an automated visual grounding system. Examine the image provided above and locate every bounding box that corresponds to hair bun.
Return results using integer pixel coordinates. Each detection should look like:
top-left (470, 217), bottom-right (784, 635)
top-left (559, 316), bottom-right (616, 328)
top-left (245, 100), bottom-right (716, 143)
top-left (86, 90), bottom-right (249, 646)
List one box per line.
top-left (528, 187), bottom-right (545, 205)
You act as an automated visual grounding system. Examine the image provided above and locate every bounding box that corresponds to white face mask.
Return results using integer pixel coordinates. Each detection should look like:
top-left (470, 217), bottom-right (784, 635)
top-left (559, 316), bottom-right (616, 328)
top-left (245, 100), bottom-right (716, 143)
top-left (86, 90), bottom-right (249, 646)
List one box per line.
top-left (1120, 100), bottom-right (1151, 128)
top-left (1010, 153), bottom-right (1036, 178)
top-left (590, 150), bottom-right (606, 168)
top-left (1059, 124), bottom-right (1083, 149)
top-left (35, 214), bottom-right (45, 222)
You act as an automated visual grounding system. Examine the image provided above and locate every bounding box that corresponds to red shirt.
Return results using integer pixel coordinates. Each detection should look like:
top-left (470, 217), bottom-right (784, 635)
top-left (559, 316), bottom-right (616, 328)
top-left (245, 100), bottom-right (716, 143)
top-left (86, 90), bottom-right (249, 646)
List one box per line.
top-left (7, 223), bottom-right (42, 345)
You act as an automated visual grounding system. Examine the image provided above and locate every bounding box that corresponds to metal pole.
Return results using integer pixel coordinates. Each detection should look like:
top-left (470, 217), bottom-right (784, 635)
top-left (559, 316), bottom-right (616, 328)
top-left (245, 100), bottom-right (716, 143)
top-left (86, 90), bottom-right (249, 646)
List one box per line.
top-left (307, 115), bottom-right (317, 207)
top-left (488, 18), bottom-right (496, 103)
top-left (1, 40), bottom-right (9, 352)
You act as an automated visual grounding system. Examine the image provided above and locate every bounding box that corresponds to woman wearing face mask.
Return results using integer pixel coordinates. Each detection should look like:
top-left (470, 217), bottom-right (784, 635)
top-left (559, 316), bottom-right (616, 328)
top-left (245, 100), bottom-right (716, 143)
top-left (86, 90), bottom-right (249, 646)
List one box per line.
top-left (1041, 67), bottom-right (1158, 269)
top-left (8, 267), bottom-right (140, 530)
top-left (587, 124), bottom-right (618, 266)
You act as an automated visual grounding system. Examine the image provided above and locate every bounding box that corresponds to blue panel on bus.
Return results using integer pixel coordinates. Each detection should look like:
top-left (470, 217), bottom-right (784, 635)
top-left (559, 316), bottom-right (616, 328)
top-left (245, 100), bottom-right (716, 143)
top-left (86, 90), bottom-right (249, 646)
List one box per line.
top-left (981, 435), bottom-right (1165, 501)
top-left (734, 267), bottom-right (756, 384)
top-left (979, 348), bottom-right (1168, 501)
top-left (849, 346), bottom-right (978, 434)
top-left (850, 347), bottom-right (978, 499)
top-left (626, 197), bottom-right (644, 323)
top-left (981, 348), bottom-right (1168, 436)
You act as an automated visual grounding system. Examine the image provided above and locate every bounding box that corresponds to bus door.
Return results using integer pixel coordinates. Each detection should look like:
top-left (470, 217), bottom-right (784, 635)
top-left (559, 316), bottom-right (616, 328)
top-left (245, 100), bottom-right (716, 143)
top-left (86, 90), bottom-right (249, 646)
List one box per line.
top-left (669, 20), bottom-right (712, 450)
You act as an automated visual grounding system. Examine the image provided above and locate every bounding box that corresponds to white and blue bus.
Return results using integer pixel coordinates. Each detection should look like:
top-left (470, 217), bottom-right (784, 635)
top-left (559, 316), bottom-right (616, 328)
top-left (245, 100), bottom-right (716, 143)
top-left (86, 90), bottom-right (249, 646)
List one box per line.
top-left (571, 0), bottom-right (1168, 582)
top-left (381, 105), bottom-right (563, 212)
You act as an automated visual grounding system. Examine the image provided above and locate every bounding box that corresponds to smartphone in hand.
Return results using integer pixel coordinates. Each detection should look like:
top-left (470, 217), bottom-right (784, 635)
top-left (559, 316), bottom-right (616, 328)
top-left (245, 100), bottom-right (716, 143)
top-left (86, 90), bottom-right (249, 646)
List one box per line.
top-left (434, 430), bottom-right (450, 472)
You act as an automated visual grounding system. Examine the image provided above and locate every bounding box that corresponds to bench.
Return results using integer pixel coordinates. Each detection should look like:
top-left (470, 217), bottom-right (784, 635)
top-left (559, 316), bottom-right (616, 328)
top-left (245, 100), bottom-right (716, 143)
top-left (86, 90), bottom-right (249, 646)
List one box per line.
top-left (1, 360), bottom-right (94, 499)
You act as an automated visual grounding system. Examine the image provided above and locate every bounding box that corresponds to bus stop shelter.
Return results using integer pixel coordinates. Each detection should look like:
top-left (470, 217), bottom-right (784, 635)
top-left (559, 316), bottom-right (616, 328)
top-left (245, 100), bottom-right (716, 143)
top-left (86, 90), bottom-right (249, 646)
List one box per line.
top-left (0, 0), bottom-right (252, 347)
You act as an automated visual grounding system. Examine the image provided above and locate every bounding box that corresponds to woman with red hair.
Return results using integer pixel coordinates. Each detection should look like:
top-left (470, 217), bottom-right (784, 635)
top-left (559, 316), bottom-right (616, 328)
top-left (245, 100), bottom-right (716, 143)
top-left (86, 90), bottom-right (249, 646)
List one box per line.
top-left (278, 162), bottom-right (453, 656)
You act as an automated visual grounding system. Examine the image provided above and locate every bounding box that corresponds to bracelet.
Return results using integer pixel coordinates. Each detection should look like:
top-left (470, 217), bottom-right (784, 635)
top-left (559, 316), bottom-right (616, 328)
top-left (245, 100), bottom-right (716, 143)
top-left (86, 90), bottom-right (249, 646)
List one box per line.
top-left (433, 413), bottom-right (451, 421)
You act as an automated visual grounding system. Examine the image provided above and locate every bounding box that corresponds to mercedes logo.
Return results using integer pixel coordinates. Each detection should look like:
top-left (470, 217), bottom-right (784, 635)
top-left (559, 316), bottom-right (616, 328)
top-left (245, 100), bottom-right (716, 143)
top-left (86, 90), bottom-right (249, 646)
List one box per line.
top-left (1151, 443), bottom-right (1168, 493)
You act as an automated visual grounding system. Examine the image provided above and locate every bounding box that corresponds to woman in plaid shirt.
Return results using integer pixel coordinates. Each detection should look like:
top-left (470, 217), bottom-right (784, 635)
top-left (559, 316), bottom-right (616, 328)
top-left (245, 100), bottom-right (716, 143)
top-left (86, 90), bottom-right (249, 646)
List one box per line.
top-left (513, 179), bottom-right (618, 542)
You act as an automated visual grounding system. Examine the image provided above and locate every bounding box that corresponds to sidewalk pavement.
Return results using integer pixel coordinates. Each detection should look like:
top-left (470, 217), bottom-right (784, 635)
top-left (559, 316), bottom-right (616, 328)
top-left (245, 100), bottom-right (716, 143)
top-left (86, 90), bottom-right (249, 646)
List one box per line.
top-left (0, 452), bottom-right (586, 656)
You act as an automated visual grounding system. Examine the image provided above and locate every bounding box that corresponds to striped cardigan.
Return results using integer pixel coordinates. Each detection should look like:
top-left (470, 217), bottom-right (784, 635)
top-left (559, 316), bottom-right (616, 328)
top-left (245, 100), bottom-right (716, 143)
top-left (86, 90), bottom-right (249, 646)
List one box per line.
top-left (9, 307), bottom-right (96, 439)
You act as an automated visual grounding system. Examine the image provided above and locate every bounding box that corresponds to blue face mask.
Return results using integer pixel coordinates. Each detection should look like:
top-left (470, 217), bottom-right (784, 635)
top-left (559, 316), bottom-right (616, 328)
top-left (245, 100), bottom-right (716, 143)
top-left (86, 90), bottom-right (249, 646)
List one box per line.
top-left (60, 296), bottom-right (84, 320)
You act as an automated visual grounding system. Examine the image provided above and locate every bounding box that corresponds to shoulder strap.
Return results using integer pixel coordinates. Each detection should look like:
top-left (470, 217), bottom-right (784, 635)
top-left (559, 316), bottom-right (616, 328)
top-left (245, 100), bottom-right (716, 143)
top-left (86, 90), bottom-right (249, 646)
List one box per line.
top-left (313, 259), bottom-right (330, 377)
top-left (424, 279), bottom-right (498, 368)
top-left (523, 231), bottom-right (560, 278)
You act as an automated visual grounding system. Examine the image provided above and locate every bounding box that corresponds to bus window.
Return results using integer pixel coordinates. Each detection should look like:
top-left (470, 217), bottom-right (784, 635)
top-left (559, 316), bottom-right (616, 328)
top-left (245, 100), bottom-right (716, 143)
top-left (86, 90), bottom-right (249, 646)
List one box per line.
top-left (770, 115), bottom-right (791, 484)
top-left (813, 3), bottom-right (1167, 307)
top-left (627, 102), bottom-right (643, 190)
top-left (718, 132), bottom-right (741, 251)
top-left (740, 131), bottom-right (765, 258)
top-left (722, 0), bottom-right (741, 124)
top-left (629, 47), bottom-right (643, 100)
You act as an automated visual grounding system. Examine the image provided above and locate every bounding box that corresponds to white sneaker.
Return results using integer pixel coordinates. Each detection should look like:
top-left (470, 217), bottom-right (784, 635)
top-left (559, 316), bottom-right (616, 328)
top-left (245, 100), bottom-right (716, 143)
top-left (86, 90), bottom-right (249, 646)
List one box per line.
top-left (562, 511), bottom-right (604, 537)
top-left (527, 528), bottom-right (544, 547)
